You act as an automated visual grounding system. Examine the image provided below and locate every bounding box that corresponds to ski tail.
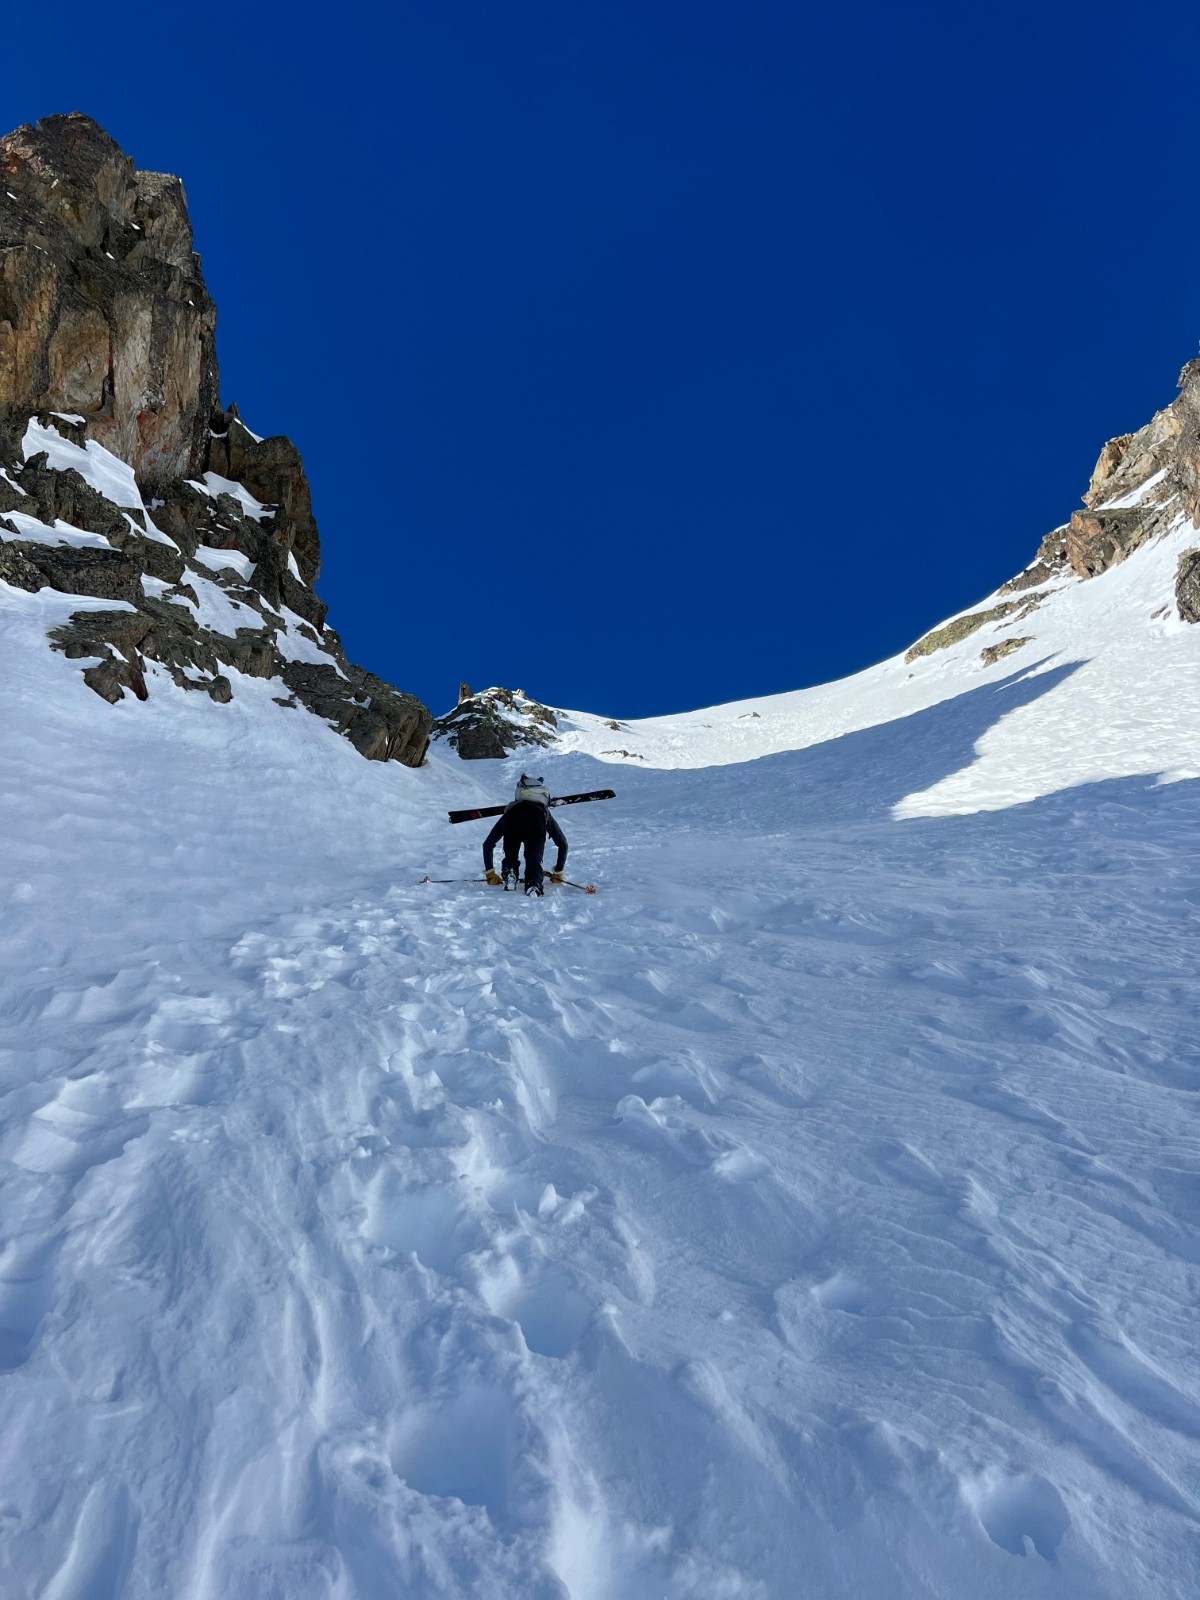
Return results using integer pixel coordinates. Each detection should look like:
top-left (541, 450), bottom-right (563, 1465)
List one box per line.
top-left (445, 804), bottom-right (506, 824)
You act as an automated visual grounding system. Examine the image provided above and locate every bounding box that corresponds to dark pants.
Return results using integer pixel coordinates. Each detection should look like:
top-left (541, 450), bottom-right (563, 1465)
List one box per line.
top-left (501, 801), bottom-right (548, 888)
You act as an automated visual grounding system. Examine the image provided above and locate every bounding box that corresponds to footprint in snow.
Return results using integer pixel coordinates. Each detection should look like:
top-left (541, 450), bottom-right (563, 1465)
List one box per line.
top-left (390, 1380), bottom-right (541, 1529)
top-left (962, 1469), bottom-right (1070, 1561)
top-left (475, 1252), bottom-right (593, 1359)
top-left (362, 1167), bottom-right (485, 1276)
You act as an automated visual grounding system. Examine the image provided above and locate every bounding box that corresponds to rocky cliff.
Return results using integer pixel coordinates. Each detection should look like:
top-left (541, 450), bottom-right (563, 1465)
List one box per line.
top-left (0, 113), bottom-right (217, 487)
top-left (0, 114), bottom-right (430, 766)
top-left (905, 356), bottom-right (1200, 662)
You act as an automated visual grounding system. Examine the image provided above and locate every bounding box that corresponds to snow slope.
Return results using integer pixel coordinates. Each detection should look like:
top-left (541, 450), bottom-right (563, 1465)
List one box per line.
top-left (2, 481), bottom-right (1200, 1598)
top-left (555, 514), bottom-right (1200, 818)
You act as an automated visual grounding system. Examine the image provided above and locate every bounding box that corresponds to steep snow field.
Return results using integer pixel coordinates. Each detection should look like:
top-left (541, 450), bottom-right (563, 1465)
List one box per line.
top-left (556, 513), bottom-right (1200, 815)
top-left (2, 511), bottom-right (1200, 1598)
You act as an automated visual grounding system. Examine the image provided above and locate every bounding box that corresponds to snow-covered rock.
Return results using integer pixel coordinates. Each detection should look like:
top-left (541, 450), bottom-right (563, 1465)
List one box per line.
top-left (432, 684), bottom-right (560, 759)
top-left (0, 116), bottom-right (431, 766)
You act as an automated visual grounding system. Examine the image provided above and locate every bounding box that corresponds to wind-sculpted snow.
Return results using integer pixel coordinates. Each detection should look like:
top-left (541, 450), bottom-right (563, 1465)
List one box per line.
top-left (2, 553), bottom-right (1200, 1597)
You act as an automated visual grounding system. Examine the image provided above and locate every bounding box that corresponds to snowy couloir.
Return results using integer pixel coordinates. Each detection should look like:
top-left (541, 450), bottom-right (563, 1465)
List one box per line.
top-left (2, 112), bottom-right (1200, 1600)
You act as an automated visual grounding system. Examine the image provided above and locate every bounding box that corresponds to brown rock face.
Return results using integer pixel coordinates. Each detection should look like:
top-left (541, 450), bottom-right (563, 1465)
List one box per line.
top-left (1082, 434), bottom-right (1133, 506)
top-left (0, 113), bottom-right (218, 487)
top-left (1063, 358), bottom-right (1200, 581)
top-left (1081, 404), bottom-right (1179, 517)
top-left (1177, 548), bottom-right (1200, 624)
top-left (1170, 359), bottom-right (1200, 529)
top-left (208, 405), bottom-right (321, 585)
top-left (1066, 508), bottom-right (1157, 578)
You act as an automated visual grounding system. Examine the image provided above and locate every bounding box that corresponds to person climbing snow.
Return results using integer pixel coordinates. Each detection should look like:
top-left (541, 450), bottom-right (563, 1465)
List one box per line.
top-left (482, 774), bottom-right (568, 896)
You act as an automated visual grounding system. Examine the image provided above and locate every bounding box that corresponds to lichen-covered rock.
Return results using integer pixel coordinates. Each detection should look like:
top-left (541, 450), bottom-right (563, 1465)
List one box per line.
top-left (0, 538), bottom-right (44, 591)
top-left (0, 114), bottom-right (218, 487)
top-left (905, 603), bottom-right (1018, 663)
top-left (431, 686), bottom-right (559, 760)
top-left (1176, 548), bottom-right (1200, 623)
top-left (980, 636), bottom-right (1031, 667)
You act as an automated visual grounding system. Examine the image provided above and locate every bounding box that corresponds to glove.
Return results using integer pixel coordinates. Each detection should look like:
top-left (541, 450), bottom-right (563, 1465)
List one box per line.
top-left (485, 869), bottom-right (502, 886)
top-left (549, 871), bottom-right (565, 884)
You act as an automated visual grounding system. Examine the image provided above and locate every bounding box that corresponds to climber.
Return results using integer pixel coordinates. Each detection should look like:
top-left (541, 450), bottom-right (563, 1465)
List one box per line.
top-left (482, 774), bottom-right (568, 896)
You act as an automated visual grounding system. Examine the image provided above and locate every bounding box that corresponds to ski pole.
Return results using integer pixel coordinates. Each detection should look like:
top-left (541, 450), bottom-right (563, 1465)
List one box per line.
top-left (419, 874), bottom-right (489, 885)
top-left (556, 878), bottom-right (597, 894)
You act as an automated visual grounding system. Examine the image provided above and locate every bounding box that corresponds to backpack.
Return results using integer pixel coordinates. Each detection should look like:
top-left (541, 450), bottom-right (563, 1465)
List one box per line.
top-left (514, 774), bottom-right (550, 807)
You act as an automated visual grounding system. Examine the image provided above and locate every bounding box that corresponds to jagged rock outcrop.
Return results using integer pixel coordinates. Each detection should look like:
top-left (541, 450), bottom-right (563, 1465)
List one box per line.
top-left (0, 114), bottom-right (218, 487)
top-left (998, 525), bottom-right (1069, 595)
top-left (1064, 359), bottom-right (1200, 581)
top-left (431, 686), bottom-right (559, 760)
top-left (907, 353), bottom-right (1200, 664)
top-left (207, 403), bottom-right (321, 585)
top-left (0, 407), bottom-right (430, 763)
top-left (279, 660), bottom-right (429, 765)
top-left (1066, 507), bottom-right (1161, 578)
top-left (0, 116), bottom-right (432, 767)
top-left (1081, 402), bottom-right (1179, 515)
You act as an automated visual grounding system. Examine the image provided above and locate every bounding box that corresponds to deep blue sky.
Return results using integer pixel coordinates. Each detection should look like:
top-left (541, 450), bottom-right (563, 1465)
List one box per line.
top-left (8, 2), bottom-right (1200, 717)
